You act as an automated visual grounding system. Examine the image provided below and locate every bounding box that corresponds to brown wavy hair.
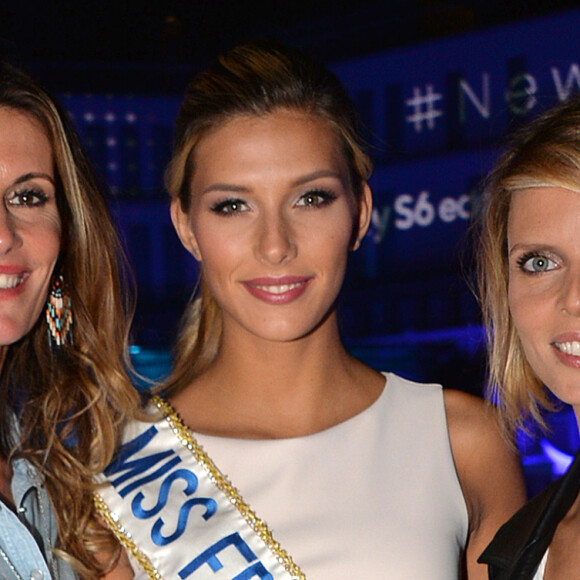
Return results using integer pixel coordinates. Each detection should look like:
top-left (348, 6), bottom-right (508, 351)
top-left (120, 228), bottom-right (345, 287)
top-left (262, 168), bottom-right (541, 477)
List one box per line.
top-left (162, 39), bottom-right (373, 397)
top-left (0, 62), bottom-right (141, 576)
top-left (477, 96), bottom-right (580, 433)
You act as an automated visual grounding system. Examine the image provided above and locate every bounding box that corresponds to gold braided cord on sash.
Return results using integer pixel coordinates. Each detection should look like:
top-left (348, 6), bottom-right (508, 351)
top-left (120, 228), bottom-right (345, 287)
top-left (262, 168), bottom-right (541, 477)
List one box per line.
top-left (94, 493), bottom-right (163, 580)
top-left (153, 395), bottom-right (306, 580)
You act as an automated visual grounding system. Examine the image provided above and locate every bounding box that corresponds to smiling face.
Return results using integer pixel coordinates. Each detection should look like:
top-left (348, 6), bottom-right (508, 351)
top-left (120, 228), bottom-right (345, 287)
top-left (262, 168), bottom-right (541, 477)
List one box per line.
top-left (172, 109), bottom-right (371, 345)
top-left (0, 108), bottom-right (61, 345)
top-left (508, 185), bottom-right (580, 417)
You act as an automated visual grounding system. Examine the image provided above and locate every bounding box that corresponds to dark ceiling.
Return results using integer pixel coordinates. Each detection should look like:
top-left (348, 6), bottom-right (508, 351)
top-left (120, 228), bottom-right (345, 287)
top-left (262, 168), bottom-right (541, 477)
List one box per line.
top-left (1, 0), bottom-right (578, 94)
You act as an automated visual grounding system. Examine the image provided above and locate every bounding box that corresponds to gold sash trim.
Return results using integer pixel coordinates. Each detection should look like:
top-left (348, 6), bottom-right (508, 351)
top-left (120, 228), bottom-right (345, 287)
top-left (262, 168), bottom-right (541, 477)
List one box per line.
top-left (95, 395), bottom-right (305, 580)
top-left (94, 493), bottom-right (162, 579)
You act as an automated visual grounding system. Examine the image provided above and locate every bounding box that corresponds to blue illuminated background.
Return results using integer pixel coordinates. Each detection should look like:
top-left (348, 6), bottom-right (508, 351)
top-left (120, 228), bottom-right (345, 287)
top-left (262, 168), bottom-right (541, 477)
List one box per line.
top-left (42, 7), bottom-right (580, 496)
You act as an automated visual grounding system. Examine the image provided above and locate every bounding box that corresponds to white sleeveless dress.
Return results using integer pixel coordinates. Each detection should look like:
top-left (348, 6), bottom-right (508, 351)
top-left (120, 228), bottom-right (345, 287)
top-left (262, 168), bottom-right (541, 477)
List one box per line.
top-left (189, 372), bottom-right (469, 579)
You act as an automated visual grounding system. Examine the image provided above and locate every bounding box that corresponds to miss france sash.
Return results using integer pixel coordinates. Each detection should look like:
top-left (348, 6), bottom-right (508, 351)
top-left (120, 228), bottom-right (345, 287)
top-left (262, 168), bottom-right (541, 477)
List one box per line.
top-left (94, 396), bottom-right (305, 580)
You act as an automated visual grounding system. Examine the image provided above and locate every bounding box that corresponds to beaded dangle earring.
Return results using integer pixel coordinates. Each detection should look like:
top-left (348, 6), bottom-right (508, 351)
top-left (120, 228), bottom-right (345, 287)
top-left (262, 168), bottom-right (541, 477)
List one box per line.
top-left (46, 274), bottom-right (73, 347)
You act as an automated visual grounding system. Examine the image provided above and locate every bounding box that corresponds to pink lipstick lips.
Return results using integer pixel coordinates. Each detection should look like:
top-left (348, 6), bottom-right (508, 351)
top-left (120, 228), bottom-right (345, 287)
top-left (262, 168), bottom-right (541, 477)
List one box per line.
top-left (242, 275), bottom-right (312, 304)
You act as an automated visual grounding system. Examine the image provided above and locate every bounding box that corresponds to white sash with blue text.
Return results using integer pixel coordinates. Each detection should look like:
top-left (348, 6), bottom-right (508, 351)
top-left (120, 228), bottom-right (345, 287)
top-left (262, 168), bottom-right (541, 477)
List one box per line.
top-left (95, 396), bottom-right (305, 580)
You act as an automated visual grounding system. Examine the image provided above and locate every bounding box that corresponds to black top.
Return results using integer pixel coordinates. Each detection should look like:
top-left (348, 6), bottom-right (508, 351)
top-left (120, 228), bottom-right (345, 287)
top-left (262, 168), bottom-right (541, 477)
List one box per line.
top-left (479, 449), bottom-right (580, 579)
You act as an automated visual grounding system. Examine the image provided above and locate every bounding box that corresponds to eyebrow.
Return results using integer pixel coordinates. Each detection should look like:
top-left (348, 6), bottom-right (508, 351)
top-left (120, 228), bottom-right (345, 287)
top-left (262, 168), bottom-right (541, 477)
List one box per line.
top-left (200, 169), bottom-right (344, 196)
top-left (292, 170), bottom-right (343, 186)
top-left (508, 242), bottom-right (557, 257)
top-left (200, 183), bottom-right (249, 196)
top-left (13, 172), bottom-right (55, 186)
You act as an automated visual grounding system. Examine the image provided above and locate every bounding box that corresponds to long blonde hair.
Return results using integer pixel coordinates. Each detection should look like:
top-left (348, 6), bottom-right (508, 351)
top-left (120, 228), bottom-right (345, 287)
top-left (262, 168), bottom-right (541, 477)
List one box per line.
top-left (478, 96), bottom-right (580, 433)
top-left (162, 40), bottom-right (372, 397)
top-left (0, 61), bottom-right (141, 577)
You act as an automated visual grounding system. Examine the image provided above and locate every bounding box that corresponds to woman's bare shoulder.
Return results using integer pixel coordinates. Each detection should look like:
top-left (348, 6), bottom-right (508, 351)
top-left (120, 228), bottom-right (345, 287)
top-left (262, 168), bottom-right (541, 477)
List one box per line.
top-left (443, 388), bottom-right (522, 493)
top-left (443, 388), bottom-right (526, 580)
top-left (444, 388), bottom-right (499, 441)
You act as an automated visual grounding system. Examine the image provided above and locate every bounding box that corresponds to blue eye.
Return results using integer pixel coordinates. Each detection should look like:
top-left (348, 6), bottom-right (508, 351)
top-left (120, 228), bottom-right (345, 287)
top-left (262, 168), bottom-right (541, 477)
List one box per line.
top-left (296, 189), bottom-right (337, 208)
top-left (210, 198), bottom-right (248, 215)
top-left (518, 253), bottom-right (557, 273)
top-left (7, 188), bottom-right (49, 207)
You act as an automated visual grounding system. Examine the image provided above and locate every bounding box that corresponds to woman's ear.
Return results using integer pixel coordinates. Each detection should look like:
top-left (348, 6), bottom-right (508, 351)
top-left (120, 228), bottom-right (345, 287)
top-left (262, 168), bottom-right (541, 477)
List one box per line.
top-left (170, 199), bottom-right (201, 261)
top-left (352, 182), bottom-right (373, 251)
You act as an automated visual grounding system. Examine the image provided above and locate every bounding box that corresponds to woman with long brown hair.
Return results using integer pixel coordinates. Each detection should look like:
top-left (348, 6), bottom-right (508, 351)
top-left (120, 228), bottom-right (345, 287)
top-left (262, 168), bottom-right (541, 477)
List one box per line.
top-left (0, 61), bottom-right (140, 578)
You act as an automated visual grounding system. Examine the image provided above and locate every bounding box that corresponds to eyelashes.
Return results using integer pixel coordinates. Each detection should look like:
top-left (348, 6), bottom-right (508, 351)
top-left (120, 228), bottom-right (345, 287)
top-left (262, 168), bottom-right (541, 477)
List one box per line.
top-left (296, 189), bottom-right (337, 208)
top-left (209, 188), bottom-right (339, 216)
top-left (6, 188), bottom-right (49, 207)
top-left (209, 198), bottom-right (247, 215)
top-left (516, 251), bottom-right (558, 273)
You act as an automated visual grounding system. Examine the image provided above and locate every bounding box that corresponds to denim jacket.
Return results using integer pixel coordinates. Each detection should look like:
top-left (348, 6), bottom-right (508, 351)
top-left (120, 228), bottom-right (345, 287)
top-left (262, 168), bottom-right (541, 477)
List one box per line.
top-left (0, 455), bottom-right (77, 580)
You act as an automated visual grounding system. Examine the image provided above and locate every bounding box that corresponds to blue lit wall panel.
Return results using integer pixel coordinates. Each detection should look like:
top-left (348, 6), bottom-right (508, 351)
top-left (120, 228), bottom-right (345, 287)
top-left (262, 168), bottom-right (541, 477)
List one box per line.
top-left (331, 10), bottom-right (580, 158)
top-left (353, 149), bottom-right (495, 278)
top-left (62, 94), bottom-right (180, 196)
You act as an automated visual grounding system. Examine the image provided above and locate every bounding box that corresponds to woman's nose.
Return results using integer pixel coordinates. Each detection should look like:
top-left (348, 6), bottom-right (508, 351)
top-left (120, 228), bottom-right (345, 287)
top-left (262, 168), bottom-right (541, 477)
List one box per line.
top-left (559, 267), bottom-right (580, 317)
top-left (254, 212), bottom-right (297, 265)
top-left (0, 206), bottom-right (18, 256)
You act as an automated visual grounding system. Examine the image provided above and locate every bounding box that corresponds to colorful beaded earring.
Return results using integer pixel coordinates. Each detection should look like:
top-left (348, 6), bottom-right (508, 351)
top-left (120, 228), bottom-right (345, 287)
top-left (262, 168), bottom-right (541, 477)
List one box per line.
top-left (46, 275), bottom-right (73, 347)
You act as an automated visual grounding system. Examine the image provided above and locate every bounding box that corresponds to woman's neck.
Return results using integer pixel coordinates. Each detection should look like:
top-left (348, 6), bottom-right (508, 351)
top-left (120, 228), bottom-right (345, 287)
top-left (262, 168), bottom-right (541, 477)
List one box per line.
top-left (170, 321), bottom-right (384, 439)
